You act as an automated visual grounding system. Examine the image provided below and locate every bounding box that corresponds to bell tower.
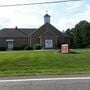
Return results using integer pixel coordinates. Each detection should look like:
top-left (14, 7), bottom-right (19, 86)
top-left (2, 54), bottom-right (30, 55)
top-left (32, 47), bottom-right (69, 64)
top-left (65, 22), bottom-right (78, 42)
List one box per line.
top-left (44, 11), bottom-right (50, 24)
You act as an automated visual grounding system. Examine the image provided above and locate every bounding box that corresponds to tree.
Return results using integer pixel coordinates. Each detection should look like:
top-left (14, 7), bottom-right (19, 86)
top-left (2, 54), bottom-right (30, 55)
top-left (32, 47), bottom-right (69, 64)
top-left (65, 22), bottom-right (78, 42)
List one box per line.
top-left (65, 28), bottom-right (75, 48)
top-left (73, 20), bottom-right (90, 48)
top-left (65, 20), bottom-right (90, 48)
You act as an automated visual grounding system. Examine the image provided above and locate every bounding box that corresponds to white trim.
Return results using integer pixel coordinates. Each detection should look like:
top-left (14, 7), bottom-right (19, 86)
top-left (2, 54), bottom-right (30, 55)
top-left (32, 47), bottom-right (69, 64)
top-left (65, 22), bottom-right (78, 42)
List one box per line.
top-left (6, 39), bottom-right (14, 42)
top-left (0, 77), bottom-right (90, 82)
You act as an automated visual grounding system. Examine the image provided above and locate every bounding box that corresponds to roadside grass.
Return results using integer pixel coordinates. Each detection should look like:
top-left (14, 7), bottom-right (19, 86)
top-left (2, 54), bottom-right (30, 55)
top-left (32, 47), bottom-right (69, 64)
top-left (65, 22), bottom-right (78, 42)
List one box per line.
top-left (0, 49), bottom-right (90, 76)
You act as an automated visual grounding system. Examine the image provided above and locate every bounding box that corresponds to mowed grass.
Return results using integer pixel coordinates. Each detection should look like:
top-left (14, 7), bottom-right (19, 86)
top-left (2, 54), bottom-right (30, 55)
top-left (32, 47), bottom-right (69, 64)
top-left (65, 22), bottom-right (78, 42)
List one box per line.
top-left (0, 49), bottom-right (90, 76)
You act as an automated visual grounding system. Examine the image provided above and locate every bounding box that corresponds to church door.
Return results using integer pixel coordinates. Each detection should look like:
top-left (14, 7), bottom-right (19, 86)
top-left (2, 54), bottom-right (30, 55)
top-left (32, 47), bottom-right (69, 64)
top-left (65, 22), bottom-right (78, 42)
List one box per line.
top-left (45, 40), bottom-right (53, 48)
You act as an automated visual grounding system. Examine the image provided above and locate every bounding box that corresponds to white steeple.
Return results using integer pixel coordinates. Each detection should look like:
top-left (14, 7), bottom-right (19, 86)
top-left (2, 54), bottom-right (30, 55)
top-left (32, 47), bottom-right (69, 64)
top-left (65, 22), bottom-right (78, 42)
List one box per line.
top-left (44, 12), bottom-right (51, 24)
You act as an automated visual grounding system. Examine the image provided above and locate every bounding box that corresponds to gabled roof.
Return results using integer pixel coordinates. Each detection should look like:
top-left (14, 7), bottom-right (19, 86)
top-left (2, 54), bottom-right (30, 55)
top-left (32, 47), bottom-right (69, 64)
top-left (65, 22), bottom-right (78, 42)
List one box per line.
top-left (39, 30), bottom-right (58, 38)
top-left (0, 28), bottom-right (37, 38)
top-left (0, 23), bottom-right (64, 38)
top-left (31, 23), bottom-right (64, 37)
top-left (39, 23), bottom-right (63, 35)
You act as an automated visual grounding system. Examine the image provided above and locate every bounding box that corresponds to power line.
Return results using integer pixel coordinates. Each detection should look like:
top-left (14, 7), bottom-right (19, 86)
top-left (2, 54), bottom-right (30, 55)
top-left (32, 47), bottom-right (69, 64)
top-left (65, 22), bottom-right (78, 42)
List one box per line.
top-left (0, 0), bottom-right (81, 7)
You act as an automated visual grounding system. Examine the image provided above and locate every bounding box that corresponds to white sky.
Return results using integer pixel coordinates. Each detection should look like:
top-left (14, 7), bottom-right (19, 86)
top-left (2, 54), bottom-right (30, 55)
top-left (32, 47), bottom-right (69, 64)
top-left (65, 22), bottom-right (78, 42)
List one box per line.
top-left (0, 0), bottom-right (90, 31)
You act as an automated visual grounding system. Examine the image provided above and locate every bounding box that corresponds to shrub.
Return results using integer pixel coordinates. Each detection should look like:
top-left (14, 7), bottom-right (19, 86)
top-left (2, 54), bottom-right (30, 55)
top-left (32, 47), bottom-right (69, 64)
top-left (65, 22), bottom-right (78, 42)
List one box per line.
top-left (13, 47), bottom-right (21, 50)
top-left (13, 45), bottom-right (26, 50)
top-left (25, 46), bottom-right (33, 50)
top-left (33, 44), bottom-right (42, 50)
top-left (0, 47), bottom-right (7, 51)
top-left (87, 45), bottom-right (90, 48)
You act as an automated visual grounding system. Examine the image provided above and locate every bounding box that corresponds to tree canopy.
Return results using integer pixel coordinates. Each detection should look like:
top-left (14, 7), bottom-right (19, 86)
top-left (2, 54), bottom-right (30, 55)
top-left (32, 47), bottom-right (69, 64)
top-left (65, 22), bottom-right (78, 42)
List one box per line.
top-left (65, 20), bottom-right (90, 48)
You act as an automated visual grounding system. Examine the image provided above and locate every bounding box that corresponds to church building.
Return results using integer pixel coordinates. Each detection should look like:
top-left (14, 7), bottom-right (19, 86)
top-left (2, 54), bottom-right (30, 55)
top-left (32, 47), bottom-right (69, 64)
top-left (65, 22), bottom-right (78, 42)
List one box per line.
top-left (0, 14), bottom-right (67, 50)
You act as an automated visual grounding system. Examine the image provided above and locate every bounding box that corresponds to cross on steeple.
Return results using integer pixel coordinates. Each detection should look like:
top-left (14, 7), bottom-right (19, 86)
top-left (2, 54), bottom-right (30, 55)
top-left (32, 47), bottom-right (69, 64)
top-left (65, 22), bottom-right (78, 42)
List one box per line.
top-left (46, 10), bottom-right (48, 14)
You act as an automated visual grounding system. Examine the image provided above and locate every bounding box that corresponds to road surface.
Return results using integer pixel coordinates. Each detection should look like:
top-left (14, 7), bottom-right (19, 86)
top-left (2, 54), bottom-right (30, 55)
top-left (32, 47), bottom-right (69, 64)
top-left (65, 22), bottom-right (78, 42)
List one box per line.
top-left (0, 77), bottom-right (90, 90)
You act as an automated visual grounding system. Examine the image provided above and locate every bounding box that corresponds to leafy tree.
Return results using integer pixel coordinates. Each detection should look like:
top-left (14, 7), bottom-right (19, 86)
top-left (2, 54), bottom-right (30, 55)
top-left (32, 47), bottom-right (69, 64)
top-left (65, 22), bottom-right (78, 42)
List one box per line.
top-left (65, 20), bottom-right (90, 48)
top-left (65, 28), bottom-right (75, 48)
top-left (73, 20), bottom-right (90, 48)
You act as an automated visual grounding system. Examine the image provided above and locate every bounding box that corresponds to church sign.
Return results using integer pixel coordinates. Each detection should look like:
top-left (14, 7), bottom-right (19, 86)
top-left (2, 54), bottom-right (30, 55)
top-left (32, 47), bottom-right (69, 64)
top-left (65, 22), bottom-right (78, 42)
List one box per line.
top-left (61, 44), bottom-right (69, 54)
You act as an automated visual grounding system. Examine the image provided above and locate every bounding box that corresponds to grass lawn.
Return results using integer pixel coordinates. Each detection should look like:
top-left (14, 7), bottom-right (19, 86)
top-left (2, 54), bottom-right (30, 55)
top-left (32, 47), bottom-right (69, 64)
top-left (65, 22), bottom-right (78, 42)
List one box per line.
top-left (0, 49), bottom-right (90, 76)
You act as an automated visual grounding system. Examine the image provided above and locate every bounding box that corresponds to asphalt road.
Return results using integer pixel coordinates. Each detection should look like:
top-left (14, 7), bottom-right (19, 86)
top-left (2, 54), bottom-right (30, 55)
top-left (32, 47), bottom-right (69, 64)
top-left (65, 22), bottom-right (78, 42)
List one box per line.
top-left (0, 77), bottom-right (90, 90)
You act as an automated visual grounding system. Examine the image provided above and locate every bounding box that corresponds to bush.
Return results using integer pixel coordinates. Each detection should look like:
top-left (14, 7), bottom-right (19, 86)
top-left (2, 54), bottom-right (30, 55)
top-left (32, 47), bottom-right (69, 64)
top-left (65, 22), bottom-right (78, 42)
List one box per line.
top-left (87, 45), bottom-right (90, 48)
top-left (0, 47), bottom-right (7, 51)
top-left (13, 45), bottom-right (26, 50)
top-left (25, 46), bottom-right (33, 50)
top-left (33, 44), bottom-right (42, 50)
top-left (13, 47), bottom-right (21, 50)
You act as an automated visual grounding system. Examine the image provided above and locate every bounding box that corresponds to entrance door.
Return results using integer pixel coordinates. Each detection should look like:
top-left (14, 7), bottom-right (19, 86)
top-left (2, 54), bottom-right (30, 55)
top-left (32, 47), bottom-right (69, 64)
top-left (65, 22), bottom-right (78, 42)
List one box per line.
top-left (7, 41), bottom-right (14, 49)
top-left (45, 40), bottom-right (53, 48)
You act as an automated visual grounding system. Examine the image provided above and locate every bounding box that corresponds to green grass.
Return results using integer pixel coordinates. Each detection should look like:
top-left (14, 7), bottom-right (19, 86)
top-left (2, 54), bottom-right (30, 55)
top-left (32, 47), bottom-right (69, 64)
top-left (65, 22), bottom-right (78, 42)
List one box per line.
top-left (0, 49), bottom-right (90, 76)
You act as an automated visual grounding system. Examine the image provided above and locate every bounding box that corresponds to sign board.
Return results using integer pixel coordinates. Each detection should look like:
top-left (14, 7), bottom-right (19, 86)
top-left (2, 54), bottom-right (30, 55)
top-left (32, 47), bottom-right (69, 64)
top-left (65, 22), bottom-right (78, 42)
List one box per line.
top-left (61, 44), bottom-right (69, 54)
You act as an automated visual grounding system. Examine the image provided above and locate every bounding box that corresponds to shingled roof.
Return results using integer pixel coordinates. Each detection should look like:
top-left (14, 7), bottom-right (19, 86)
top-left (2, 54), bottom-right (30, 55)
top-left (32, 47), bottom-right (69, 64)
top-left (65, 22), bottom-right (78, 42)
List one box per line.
top-left (31, 23), bottom-right (64, 37)
top-left (0, 28), bottom-right (37, 38)
top-left (39, 23), bottom-right (63, 36)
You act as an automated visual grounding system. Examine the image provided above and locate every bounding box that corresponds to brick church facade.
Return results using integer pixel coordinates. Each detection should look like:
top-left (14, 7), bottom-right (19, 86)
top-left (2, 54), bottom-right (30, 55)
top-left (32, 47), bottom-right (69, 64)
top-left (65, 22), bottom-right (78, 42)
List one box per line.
top-left (0, 14), bottom-right (67, 50)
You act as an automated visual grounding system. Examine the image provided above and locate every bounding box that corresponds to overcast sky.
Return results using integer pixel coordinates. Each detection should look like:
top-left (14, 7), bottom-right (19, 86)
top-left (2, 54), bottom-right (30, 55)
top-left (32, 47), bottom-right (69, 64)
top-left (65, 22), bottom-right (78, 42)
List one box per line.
top-left (0, 0), bottom-right (90, 31)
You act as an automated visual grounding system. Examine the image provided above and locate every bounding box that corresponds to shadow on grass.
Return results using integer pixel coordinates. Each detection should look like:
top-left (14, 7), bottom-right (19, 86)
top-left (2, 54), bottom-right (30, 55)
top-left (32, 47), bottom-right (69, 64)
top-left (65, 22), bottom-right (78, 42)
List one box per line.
top-left (70, 51), bottom-right (80, 54)
top-left (58, 49), bottom-right (80, 54)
